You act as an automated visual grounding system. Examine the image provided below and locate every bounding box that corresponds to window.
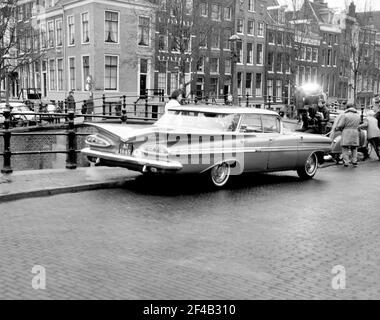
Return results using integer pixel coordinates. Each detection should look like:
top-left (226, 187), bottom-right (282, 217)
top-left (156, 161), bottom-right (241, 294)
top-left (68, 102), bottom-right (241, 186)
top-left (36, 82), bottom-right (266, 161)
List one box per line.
top-left (210, 58), bottom-right (219, 73)
top-left (247, 43), bottom-right (253, 64)
top-left (255, 73), bottom-right (262, 97)
top-left (268, 52), bottom-right (274, 72)
top-left (82, 56), bottom-right (90, 90)
top-left (158, 34), bottom-right (167, 51)
top-left (237, 72), bottom-right (242, 95)
top-left (257, 22), bottom-right (264, 37)
top-left (248, 0), bottom-right (255, 11)
top-left (299, 66), bottom-right (304, 84)
top-left (199, 32), bottom-right (207, 48)
top-left (211, 32), bottom-right (220, 49)
top-left (240, 114), bottom-right (262, 133)
top-left (56, 58), bottom-right (63, 91)
top-left (185, 0), bottom-right (193, 15)
top-left (306, 47), bottom-right (312, 61)
top-left (105, 56), bottom-right (118, 90)
top-left (196, 57), bottom-right (204, 73)
top-left (247, 20), bottom-right (254, 35)
top-left (276, 80), bottom-right (282, 102)
top-left (256, 43), bottom-right (263, 65)
top-left (211, 4), bottom-right (222, 21)
top-left (170, 73), bottom-right (178, 91)
top-left (105, 11), bottom-right (118, 43)
top-left (322, 49), bottom-right (326, 65)
top-left (40, 23), bottom-right (46, 48)
top-left (56, 19), bottom-right (62, 46)
top-left (225, 59), bottom-right (231, 74)
top-left (67, 15), bottom-right (74, 45)
top-left (237, 19), bottom-right (243, 34)
top-left (275, 52), bottom-right (282, 73)
top-left (236, 41), bottom-right (243, 63)
top-left (224, 7), bottom-right (232, 21)
top-left (69, 57), bottom-right (75, 91)
top-left (47, 21), bottom-right (54, 47)
top-left (327, 49), bottom-right (332, 66)
top-left (49, 59), bottom-right (55, 90)
top-left (138, 16), bottom-right (150, 46)
top-left (284, 54), bottom-right (290, 73)
top-left (158, 72), bottom-right (166, 93)
top-left (300, 46), bottom-right (305, 60)
top-left (246, 73), bottom-right (252, 95)
top-left (159, 0), bottom-right (166, 11)
top-left (209, 78), bottom-right (218, 97)
top-left (82, 12), bottom-right (89, 43)
top-left (267, 79), bottom-right (273, 99)
top-left (262, 115), bottom-right (280, 133)
top-left (305, 67), bottom-right (311, 82)
top-left (276, 33), bottom-right (282, 45)
top-left (223, 29), bottom-right (231, 49)
top-left (268, 31), bottom-right (275, 44)
top-left (200, 2), bottom-right (208, 17)
top-left (312, 48), bottom-right (318, 62)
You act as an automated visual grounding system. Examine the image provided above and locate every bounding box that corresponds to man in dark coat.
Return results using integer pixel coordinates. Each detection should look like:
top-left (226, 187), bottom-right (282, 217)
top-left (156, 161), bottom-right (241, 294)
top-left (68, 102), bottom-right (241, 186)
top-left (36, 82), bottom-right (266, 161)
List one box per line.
top-left (66, 91), bottom-right (76, 111)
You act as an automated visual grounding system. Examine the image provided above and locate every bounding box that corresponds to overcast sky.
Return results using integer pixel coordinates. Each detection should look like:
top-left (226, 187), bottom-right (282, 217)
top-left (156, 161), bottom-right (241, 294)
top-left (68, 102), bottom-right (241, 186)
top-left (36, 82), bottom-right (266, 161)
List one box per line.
top-left (277, 0), bottom-right (380, 12)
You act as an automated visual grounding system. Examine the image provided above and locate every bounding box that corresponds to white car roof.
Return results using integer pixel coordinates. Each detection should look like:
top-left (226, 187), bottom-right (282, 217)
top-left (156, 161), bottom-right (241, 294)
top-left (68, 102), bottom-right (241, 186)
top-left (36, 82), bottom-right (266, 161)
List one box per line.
top-left (168, 104), bottom-right (279, 116)
top-left (0, 102), bottom-right (26, 108)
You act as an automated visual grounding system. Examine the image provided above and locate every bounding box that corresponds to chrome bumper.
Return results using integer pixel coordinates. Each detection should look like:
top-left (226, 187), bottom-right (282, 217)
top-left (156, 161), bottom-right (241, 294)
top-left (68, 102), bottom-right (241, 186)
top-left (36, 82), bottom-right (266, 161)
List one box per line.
top-left (81, 147), bottom-right (183, 171)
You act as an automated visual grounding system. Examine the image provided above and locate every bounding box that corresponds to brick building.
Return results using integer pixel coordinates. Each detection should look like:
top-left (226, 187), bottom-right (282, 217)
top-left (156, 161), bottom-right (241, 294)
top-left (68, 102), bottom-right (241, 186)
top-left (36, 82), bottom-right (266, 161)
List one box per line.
top-left (234, 0), bottom-right (266, 107)
top-left (9, 0), bottom-right (157, 103)
top-left (154, 0), bottom-right (235, 101)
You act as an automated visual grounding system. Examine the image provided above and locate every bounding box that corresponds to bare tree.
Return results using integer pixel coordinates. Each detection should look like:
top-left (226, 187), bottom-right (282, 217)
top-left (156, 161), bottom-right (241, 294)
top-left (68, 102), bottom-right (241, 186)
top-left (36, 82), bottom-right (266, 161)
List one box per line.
top-left (155, 0), bottom-right (235, 95)
top-left (343, 1), bottom-right (376, 105)
top-left (1, 0), bottom-right (44, 98)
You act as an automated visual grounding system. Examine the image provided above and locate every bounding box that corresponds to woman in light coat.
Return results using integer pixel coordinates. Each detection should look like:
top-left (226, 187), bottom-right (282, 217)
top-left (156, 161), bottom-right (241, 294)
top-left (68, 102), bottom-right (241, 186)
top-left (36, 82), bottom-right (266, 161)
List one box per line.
top-left (336, 105), bottom-right (361, 166)
top-left (359, 110), bottom-right (380, 160)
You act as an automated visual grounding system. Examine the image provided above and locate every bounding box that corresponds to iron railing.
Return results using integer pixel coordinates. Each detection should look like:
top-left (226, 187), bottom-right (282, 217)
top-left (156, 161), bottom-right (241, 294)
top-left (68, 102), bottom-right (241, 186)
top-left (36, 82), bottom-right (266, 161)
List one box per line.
top-left (0, 108), bottom-right (158, 174)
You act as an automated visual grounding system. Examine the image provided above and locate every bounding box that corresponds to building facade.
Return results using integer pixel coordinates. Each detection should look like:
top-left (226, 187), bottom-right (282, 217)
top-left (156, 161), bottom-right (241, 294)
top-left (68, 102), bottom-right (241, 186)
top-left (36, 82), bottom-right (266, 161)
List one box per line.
top-left (234, 0), bottom-right (266, 107)
top-left (4, 0), bottom-right (156, 103)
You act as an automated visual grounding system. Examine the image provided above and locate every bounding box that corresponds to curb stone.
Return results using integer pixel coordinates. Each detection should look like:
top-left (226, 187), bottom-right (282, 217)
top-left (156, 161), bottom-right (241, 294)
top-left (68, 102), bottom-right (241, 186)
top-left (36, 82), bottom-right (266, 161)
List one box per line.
top-left (0, 179), bottom-right (131, 203)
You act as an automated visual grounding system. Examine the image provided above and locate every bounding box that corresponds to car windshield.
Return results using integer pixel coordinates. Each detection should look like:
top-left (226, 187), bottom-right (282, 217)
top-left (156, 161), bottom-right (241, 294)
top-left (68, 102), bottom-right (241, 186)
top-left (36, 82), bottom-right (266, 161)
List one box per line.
top-left (155, 110), bottom-right (241, 132)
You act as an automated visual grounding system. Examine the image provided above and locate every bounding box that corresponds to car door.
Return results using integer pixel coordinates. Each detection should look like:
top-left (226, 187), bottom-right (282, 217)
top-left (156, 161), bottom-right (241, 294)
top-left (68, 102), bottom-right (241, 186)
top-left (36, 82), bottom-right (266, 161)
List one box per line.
top-left (264, 115), bottom-right (299, 170)
top-left (238, 114), bottom-right (270, 172)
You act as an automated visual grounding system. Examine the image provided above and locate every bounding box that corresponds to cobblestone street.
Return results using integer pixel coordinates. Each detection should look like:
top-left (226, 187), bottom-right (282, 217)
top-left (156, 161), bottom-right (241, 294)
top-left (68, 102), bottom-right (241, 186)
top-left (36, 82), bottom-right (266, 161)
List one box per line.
top-left (1, 161), bottom-right (380, 300)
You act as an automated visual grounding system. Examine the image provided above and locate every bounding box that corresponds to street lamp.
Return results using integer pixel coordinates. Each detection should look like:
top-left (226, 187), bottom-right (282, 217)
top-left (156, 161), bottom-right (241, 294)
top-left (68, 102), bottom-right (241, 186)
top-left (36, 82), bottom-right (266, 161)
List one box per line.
top-left (229, 34), bottom-right (240, 105)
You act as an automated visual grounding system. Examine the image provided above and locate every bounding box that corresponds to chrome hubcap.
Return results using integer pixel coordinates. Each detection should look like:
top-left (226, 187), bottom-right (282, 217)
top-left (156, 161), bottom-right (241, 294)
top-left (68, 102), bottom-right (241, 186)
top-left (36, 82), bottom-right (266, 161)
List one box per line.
top-left (211, 163), bottom-right (230, 185)
top-left (305, 154), bottom-right (317, 175)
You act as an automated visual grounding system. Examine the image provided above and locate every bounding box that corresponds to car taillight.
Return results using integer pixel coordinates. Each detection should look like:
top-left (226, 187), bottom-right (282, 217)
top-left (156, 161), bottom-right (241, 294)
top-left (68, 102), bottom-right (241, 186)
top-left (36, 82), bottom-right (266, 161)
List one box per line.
top-left (86, 135), bottom-right (111, 147)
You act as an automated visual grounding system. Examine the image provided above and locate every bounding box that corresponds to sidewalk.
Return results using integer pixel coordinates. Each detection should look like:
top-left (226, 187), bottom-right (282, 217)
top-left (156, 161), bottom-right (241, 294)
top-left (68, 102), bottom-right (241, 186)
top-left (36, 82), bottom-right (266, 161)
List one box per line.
top-left (0, 166), bottom-right (139, 203)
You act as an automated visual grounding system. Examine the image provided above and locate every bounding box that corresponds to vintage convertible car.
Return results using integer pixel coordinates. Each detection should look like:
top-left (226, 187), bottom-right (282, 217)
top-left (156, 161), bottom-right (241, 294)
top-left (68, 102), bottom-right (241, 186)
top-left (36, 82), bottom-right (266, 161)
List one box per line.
top-left (81, 105), bottom-right (332, 187)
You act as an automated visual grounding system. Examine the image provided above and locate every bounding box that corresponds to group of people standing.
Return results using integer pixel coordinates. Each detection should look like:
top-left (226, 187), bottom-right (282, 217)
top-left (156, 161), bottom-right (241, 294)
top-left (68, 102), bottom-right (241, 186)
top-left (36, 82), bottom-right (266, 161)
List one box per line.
top-left (335, 100), bottom-right (380, 167)
top-left (297, 98), bottom-right (331, 134)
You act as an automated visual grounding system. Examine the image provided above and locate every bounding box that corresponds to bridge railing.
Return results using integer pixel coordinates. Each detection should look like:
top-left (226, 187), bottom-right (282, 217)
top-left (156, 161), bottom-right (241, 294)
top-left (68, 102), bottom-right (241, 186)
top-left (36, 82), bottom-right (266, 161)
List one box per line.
top-left (0, 106), bottom-right (159, 174)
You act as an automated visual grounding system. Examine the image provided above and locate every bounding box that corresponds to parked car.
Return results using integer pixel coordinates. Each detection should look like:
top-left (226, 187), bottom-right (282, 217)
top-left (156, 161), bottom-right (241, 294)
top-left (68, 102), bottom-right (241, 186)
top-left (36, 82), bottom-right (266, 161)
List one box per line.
top-left (81, 105), bottom-right (332, 188)
top-left (0, 102), bottom-right (36, 127)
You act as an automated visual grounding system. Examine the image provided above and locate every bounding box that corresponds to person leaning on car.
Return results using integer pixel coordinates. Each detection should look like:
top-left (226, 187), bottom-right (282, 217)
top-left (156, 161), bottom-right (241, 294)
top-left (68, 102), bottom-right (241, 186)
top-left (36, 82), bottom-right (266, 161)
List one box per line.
top-left (336, 103), bottom-right (361, 167)
top-left (359, 110), bottom-right (380, 161)
top-left (164, 89), bottom-right (183, 113)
